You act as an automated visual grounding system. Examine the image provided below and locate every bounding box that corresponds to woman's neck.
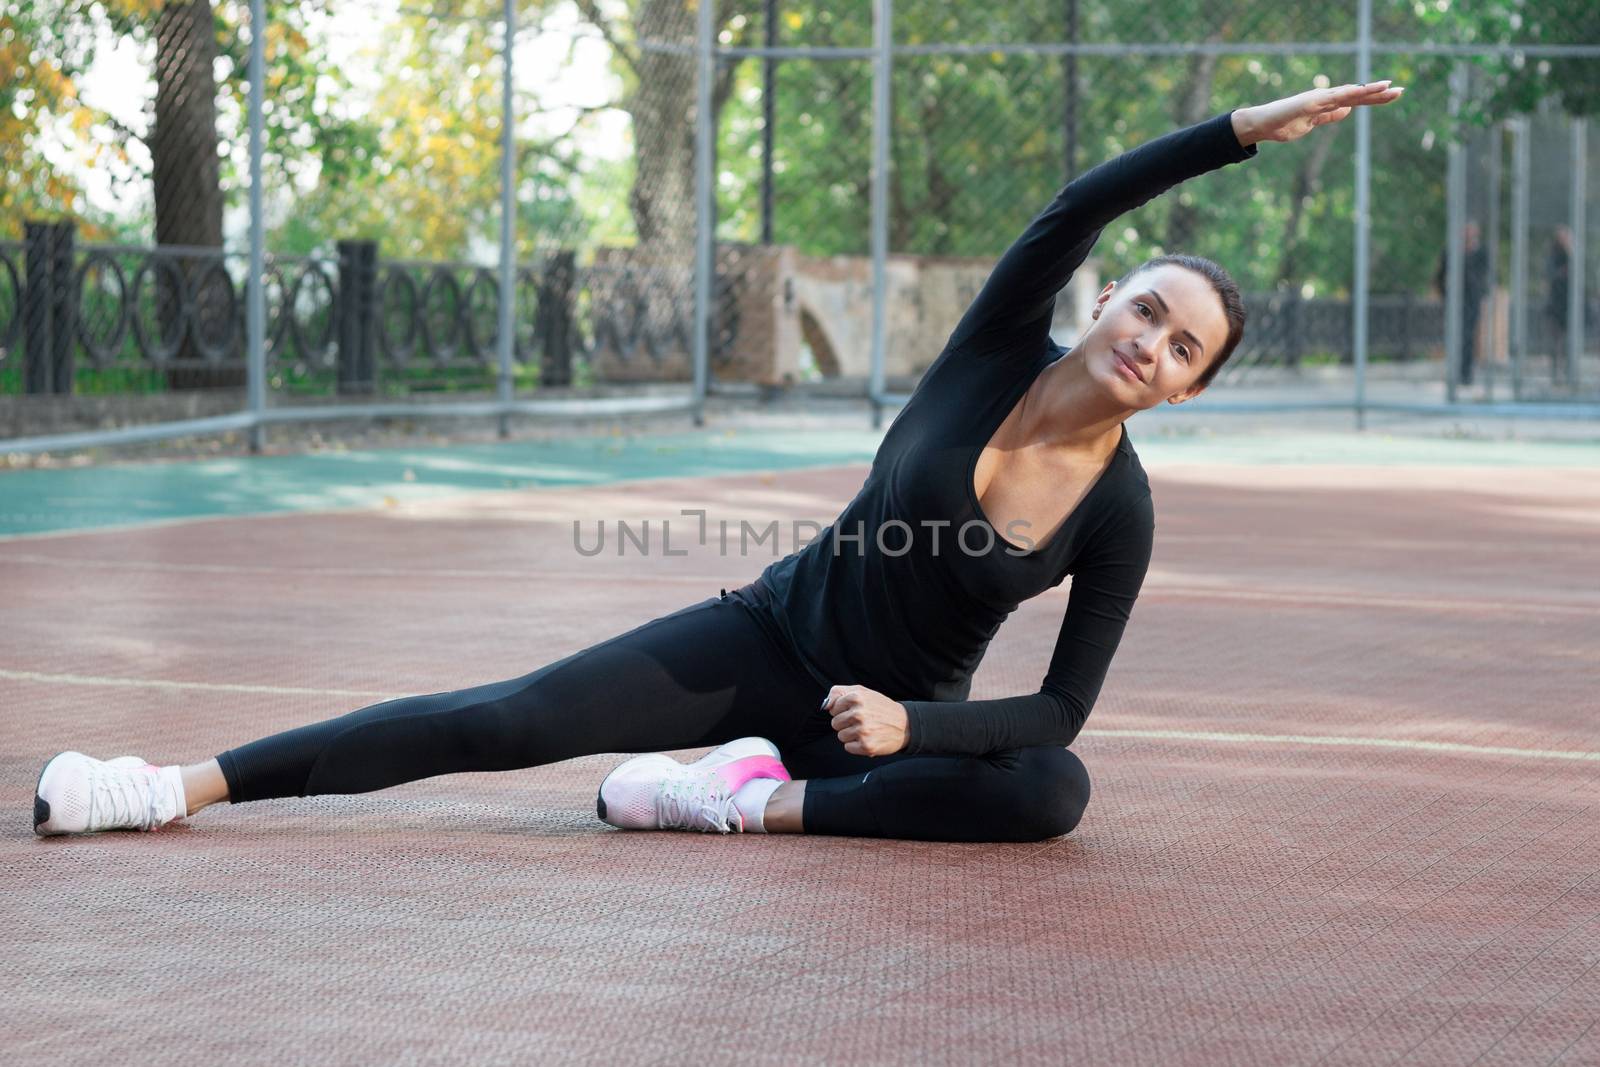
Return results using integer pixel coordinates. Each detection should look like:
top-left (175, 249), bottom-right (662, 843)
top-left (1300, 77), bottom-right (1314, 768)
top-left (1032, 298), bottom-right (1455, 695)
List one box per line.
top-left (1019, 350), bottom-right (1132, 455)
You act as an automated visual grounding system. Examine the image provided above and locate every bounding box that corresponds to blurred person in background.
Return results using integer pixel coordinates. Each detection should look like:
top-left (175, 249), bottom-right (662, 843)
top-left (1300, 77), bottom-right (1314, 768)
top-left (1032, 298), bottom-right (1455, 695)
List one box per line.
top-left (1546, 225), bottom-right (1572, 387)
top-left (1434, 221), bottom-right (1490, 387)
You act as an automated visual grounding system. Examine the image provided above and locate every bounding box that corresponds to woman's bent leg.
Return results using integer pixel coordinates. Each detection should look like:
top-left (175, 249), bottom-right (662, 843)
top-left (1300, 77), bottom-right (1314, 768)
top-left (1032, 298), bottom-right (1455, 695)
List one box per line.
top-left (779, 735), bottom-right (1091, 843)
top-left (216, 596), bottom-right (822, 804)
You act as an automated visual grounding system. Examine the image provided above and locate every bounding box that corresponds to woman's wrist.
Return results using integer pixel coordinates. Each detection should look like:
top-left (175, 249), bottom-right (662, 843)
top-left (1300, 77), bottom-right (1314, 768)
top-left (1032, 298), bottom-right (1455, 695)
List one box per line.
top-left (1230, 107), bottom-right (1260, 148)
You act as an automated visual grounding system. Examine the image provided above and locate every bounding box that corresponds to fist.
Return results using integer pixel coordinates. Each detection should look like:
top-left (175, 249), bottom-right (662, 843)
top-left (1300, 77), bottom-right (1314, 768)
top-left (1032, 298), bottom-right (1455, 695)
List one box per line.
top-left (823, 684), bottom-right (910, 757)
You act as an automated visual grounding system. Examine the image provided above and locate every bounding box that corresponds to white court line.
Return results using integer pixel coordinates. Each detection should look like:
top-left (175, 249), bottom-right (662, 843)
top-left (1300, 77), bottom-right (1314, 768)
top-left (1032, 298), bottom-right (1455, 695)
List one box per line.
top-left (0, 511), bottom-right (310, 545)
top-left (3, 668), bottom-right (1595, 765)
top-left (0, 553), bottom-right (737, 583)
top-left (0, 668), bottom-right (396, 701)
top-left (1082, 728), bottom-right (1600, 763)
top-left (1144, 584), bottom-right (1600, 618)
top-left (3, 551), bottom-right (1595, 618)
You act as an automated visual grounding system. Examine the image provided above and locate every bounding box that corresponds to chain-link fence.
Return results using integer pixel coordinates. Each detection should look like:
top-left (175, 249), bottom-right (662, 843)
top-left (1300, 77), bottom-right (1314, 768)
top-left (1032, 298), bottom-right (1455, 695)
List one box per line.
top-left (3, 0), bottom-right (1598, 454)
top-left (708, 0), bottom-right (1600, 420)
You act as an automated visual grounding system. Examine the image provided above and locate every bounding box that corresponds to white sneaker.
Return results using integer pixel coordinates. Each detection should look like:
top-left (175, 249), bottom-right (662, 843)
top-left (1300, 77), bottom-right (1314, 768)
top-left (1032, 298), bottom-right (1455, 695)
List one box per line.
top-left (597, 737), bottom-right (790, 834)
top-left (33, 752), bottom-right (186, 836)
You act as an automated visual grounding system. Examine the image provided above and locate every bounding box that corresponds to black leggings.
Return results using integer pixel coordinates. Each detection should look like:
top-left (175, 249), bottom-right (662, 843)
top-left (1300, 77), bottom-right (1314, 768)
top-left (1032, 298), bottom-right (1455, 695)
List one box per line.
top-left (216, 591), bottom-right (1090, 842)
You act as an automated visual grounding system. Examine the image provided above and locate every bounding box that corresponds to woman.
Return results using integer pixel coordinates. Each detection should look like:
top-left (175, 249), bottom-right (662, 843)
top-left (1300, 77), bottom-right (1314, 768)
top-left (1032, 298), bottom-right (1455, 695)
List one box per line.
top-left (34, 80), bottom-right (1403, 844)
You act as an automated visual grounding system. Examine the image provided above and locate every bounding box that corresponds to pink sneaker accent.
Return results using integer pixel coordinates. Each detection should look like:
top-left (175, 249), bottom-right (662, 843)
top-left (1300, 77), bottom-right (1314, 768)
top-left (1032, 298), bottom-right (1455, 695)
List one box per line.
top-left (711, 754), bottom-right (790, 793)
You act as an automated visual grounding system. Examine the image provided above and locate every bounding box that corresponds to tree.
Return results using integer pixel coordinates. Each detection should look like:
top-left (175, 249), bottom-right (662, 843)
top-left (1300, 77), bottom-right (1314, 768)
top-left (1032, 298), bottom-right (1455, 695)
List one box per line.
top-left (574, 0), bottom-right (756, 256)
top-left (150, 1), bottom-right (223, 251)
top-left (0, 2), bottom-right (138, 239)
top-left (1421, 0), bottom-right (1599, 120)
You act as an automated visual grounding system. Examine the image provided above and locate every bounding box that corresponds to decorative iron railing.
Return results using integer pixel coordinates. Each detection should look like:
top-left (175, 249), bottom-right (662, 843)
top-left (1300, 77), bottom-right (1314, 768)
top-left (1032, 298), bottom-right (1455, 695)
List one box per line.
top-left (3, 220), bottom-right (1502, 403)
top-left (0, 223), bottom-right (741, 397)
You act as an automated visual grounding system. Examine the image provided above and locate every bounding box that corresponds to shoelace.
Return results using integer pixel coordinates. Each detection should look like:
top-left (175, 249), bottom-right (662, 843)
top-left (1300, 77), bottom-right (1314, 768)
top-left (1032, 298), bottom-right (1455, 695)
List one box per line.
top-left (87, 764), bottom-right (160, 832)
top-left (656, 773), bottom-right (739, 833)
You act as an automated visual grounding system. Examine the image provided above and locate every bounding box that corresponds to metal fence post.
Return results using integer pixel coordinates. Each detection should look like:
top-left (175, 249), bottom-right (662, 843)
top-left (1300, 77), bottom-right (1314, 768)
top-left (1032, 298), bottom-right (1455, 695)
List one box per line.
top-left (1399, 292), bottom-right (1412, 361)
top-left (336, 240), bottom-right (378, 396)
top-left (1510, 117), bottom-right (1530, 397)
top-left (21, 222), bottom-right (53, 396)
top-left (761, 0), bottom-right (777, 245)
top-left (868, 0), bottom-right (891, 429)
top-left (497, 0), bottom-right (516, 438)
top-left (1443, 63), bottom-right (1466, 404)
top-left (1568, 118), bottom-right (1587, 393)
top-left (538, 251), bottom-right (576, 386)
top-left (1062, 0), bottom-right (1079, 180)
top-left (22, 220), bottom-right (75, 397)
top-left (49, 221), bottom-right (75, 396)
top-left (359, 242), bottom-right (379, 393)
top-left (691, 0), bottom-right (715, 427)
top-left (1352, 0), bottom-right (1372, 429)
top-left (1485, 122), bottom-right (1502, 388)
top-left (246, 0), bottom-right (266, 452)
top-left (1286, 295), bottom-right (1302, 370)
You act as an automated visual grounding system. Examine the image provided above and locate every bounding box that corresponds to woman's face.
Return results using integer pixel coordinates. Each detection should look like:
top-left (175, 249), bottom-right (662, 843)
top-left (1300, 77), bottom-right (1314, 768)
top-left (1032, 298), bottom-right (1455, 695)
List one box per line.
top-left (1083, 264), bottom-right (1231, 408)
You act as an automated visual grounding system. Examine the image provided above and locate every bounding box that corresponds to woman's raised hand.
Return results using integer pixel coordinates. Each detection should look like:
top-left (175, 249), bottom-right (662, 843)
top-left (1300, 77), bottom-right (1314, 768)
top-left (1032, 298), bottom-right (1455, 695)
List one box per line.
top-left (1231, 80), bottom-right (1405, 147)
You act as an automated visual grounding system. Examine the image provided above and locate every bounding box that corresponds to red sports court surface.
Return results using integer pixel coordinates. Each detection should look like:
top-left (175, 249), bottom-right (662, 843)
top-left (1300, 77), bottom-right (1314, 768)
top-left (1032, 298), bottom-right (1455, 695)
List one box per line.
top-left (4, 455), bottom-right (1598, 1065)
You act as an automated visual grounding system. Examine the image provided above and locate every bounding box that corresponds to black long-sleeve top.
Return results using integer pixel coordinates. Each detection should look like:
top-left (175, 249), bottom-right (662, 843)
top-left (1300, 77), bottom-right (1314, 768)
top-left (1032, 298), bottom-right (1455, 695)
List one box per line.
top-left (737, 111), bottom-right (1258, 756)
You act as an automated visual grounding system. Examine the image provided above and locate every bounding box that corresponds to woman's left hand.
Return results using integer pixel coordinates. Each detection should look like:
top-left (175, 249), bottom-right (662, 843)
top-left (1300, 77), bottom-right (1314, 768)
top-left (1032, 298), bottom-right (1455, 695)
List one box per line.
top-left (1232, 80), bottom-right (1405, 146)
top-left (824, 684), bottom-right (909, 756)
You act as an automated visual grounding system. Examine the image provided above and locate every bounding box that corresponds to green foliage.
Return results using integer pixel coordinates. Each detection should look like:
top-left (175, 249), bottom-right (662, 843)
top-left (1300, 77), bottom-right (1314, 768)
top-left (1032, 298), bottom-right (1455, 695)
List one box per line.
top-left (708, 4), bottom-right (1582, 298)
top-left (712, 9), bottom-right (1405, 295)
top-left (1410, 0), bottom-right (1600, 119)
top-left (0, 1), bottom-right (143, 237)
top-left (8, 0), bottom-right (1596, 298)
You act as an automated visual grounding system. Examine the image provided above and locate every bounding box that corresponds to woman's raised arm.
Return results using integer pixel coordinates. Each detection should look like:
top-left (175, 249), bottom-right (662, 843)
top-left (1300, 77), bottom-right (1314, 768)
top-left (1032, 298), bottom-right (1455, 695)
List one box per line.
top-left (944, 113), bottom-right (1256, 350)
top-left (945, 80), bottom-right (1404, 354)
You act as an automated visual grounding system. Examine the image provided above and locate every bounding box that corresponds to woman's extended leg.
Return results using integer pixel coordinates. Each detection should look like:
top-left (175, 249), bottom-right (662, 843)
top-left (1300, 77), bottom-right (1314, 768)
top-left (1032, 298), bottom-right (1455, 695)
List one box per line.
top-left (213, 595), bottom-right (822, 804)
top-left (34, 593), bottom-right (825, 835)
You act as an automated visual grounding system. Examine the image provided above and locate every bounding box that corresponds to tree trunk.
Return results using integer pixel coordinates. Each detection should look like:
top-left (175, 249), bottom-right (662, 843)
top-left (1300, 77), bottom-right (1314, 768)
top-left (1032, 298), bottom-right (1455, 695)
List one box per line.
top-left (1166, 43), bottom-right (1222, 251)
top-left (627, 0), bottom-right (698, 257)
top-left (621, 0), bottom-right (746, 254)
top-left (150, 0), bottom-right (233, 389)
top-left (901, 89), bottom-right (957, 255)
top-left (1274, 131), bottom-right (1337, 288)
top-left (1271, 131), bottom-right (1337, 371)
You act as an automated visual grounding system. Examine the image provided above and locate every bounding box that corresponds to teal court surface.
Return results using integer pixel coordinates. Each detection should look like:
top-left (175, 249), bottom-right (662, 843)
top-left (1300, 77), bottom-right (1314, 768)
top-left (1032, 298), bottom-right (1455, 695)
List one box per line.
top-left (4, 423), bottom-right (1598, 539)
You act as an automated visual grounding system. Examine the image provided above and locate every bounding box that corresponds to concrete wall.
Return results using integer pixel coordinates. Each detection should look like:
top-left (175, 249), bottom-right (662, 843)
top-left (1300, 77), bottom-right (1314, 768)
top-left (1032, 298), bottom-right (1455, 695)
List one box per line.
top-left (589, 242), bottom-right (1103, 387)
